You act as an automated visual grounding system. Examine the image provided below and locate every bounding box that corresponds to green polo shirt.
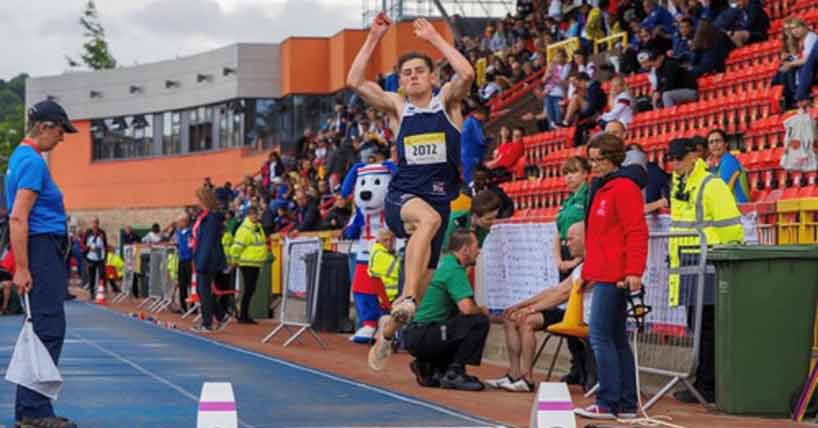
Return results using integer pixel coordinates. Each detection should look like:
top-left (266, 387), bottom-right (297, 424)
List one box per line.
top-left (414, 254), bottom-right (474, 324)
top-left (555, 183), bottom-right (588, 240)
top-left (441, 210), bottom-right (489, 254)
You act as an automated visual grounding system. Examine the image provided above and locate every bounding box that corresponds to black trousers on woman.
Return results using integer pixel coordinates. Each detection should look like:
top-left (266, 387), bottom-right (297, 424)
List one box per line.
top-left (196, 271), bottom-right (224, 329)
top-left (239, 266), bottom-right (260, 320)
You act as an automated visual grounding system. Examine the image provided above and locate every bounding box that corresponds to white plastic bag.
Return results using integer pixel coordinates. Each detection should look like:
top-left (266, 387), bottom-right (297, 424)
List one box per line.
top-left (780, 111), bottom-right (818, 171)
top-left (5, 294), bottom-right (63, 400)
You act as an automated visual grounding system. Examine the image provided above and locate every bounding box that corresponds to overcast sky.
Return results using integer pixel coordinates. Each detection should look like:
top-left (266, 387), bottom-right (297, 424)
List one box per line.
top-left (0, 0), bottom-right (364, 81)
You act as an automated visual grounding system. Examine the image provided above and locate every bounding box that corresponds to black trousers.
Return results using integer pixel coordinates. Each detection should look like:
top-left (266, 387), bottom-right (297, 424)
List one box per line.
top-left (404, 314), bottom-right (490, 372)
top-left (178, 260), bottom-right (192, 312)
top-left (239, 266), bottom-right (260, 320)
top-left (689, 305), bottom-right (715, 396)
top-left (197, 272), bottom-right (224, 329)
top-left (86, 259), bottom-right (105, 293)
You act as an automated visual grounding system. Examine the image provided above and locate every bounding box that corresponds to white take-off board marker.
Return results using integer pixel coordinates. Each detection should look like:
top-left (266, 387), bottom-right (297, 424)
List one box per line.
top-left (529, 382), bottom-right (576, 428)
top-left (197, 382), bottom-right (238, 428)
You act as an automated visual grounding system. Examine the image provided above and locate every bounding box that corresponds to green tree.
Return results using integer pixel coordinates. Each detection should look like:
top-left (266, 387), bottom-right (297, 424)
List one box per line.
top-left (66, 0), bottom-right (117, 70)
top-left (0, 104), bottom-right (24, 171)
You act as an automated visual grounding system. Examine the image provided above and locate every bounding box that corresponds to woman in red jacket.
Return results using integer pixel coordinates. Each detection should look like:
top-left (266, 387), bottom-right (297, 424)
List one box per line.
top-left (575, 133), bottom-right (648, 420)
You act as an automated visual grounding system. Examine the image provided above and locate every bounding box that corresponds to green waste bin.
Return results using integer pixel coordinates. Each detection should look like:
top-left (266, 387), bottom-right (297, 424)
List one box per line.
top-left (245, 255), bottom-right (274, 319)
top-left (709, 245), bottom-right (818, 416)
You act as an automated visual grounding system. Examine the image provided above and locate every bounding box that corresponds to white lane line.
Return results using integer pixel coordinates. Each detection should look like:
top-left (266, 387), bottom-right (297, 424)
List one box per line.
top-left (69, 330), bottom-right (256, 428)
top-left (87, 304), bottom-right (496, 426)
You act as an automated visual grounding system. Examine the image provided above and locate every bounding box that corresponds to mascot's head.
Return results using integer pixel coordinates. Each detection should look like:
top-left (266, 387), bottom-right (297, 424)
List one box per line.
top-left (354, 164), bottom-right (392, 212)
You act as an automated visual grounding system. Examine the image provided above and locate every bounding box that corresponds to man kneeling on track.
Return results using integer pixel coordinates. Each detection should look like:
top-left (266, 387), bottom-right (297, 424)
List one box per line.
top-left (403, 228), bottom-right (490, 391)
top-left (485, 222), bottom-right (593, 392)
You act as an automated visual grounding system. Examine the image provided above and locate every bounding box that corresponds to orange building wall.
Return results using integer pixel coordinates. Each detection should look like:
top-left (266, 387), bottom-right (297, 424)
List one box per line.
top-left (282, 19), bottom-right (454, 96)
top-left (51, 121), bottom-right (269, 211)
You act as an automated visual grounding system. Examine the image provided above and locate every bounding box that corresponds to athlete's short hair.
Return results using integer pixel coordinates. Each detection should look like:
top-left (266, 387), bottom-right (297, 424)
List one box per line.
top-left (397, 52), bottom-right (434, 72)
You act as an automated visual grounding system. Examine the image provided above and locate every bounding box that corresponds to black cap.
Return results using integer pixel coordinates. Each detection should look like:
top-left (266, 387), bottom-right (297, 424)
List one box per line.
top-left (28, 100), bottom-right (77, 133)
top-left (668, 138), bottom-right (695, 158)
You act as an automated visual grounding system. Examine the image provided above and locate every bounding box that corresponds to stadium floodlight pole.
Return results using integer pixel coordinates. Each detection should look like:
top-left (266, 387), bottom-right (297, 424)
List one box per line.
top-left (431, 0), bottom-right (462, 40)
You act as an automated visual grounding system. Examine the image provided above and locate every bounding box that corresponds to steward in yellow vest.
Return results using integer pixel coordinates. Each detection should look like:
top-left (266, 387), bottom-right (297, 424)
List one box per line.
top-left (666, 138), bottom-right (743, 404)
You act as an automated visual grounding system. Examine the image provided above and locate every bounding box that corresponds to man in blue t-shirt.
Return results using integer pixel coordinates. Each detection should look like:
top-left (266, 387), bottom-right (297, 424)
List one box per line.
top-left (7, 100), bottom-right (78, 428)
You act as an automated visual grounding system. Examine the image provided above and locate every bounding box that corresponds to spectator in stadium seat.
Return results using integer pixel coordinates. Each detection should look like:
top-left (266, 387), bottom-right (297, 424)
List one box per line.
top-left (636, 24), bottom-right (673, 56)
top-left (517, 0), bottom-right (535, 17)
top-left (470, 166), bottom-right (515, 219)
top-left (261, 152), bottom-right (284, 191)
top-left (567, 50), bottom-right (596, 100)
top-left (480, 72), bottom-right (503, 101)
top-left (403, 229), bottom-right (490, 391)
top-left (461, 105), bottom-right (490, 186)
top-left (599, 74), bottom-right (634, 129)
top-left (690, 19), bottom-right (732, 78)
top-left (563, 72), bottom-right (606, 132)
top-left (650, 50), bottom-right (698, 108)
top-left (323, 195), bottom-right (352, 230)
top-left (713, 0), bottom-right (769, 48)
top-left (554, 156), bottom-right (590, 281)
top-left (512, 38), bottom-right (534, 65)
top-left (487, 222), bottom-right (591, 392)
top-left (786, 19), bottom-right (818, 108)
top-left (670, 16), bottom-right (695, 65)
top-left (624, 144), bottom-right (670, 213)
top-left (707, 129), bottom-right (749, 203)
top-left (575, 133), bottom-right (647, 420)
top-left (485, 126), bottom-right (526, 180)
top-left (489, 21), bottom-right (510, 52)
top-left (641, 0), bottom-right (676, 36)
top-left (539, 48), bottom-right (571, 129)
top-left (215, 181), bottom-right (237, 210)
top-left (294, 189), bottom-right (321, 232)
top-left (604, 120), bottom-right (628, 140)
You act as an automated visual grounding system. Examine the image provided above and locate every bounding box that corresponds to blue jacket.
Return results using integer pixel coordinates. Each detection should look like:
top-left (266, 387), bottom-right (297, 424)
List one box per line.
top-left (176, 227), bottom-right (193, 262)
top-left (641, 6), bottom-right (675, 36)
top-left (193, 212), bottom-right (227, 274)
top-left (460, 116), bottom-right (487, 162)
top-left (714, 3), bottom-right (769, 41)
top-left (671, 34), bottom-right (693, 63)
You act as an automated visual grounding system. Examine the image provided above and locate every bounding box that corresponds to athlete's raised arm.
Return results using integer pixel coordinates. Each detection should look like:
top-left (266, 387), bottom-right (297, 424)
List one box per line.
top-left (412, 18), bottom-right (474, 107)
top-left (347, 12), bottom-right (402, 117)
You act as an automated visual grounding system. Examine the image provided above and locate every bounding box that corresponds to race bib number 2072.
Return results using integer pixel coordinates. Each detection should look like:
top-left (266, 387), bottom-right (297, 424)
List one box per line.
top-left (404, 132), bottom-right (447, 165)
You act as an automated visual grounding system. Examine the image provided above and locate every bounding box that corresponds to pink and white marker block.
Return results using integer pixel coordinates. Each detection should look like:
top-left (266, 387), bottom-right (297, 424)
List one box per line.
top-left (529, 382), bottom-right (576, 428)
top-left (197, 382), bottom-right (238, 428)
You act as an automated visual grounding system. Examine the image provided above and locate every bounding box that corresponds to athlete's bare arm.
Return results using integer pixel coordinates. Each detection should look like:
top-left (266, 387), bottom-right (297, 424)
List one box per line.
top-left (347, 12), bottom-right (403, 126)
top-left (412, 18), bottom-right (475, 128)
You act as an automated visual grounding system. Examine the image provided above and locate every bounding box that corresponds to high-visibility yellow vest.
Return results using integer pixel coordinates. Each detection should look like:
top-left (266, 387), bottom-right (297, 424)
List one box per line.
top-left (229, 218), bottom-right (268, 267)
top-left (368, 242), bottom-right (400, 302)
top-left (668, 158), bottom-right (744, 306)
top-left (106, 252), bottom-right (125, 279)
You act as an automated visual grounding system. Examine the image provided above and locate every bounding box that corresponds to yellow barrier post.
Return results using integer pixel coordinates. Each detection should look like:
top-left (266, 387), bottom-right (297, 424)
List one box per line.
top-left (547, 37), bottom-right (580, 64)
top-left (593, 32), bottom-right (628, 55)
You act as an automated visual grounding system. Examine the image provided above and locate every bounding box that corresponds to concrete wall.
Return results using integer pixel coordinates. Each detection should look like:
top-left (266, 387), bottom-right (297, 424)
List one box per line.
top-left (26, 44), bottom-right (281, 120)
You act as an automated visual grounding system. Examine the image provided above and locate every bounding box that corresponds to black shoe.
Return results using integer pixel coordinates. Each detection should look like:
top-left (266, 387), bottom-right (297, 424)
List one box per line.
top-left (410, 360), bottom-right (440, 388)
top-left (560, 367), bottom-right (583, 385)
top-left (440, 370), bottom-right (484, 391)
top-left (19, 416), bottom-right (77, 428)
top-left (673, 388), bottom-right (714, 404)
top-left (237, 318), bottom-right (258, 325)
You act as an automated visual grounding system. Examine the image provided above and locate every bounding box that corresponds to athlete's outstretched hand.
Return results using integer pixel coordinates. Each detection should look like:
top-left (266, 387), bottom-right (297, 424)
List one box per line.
top-left (414, 18), bottom-right (441, 42)
top-left (371, 11), bottom-right (392, 38)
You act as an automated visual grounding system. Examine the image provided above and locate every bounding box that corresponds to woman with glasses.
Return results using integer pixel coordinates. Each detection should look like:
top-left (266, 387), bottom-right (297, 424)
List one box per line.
top-left (574, 133), bottom-right (648, 420)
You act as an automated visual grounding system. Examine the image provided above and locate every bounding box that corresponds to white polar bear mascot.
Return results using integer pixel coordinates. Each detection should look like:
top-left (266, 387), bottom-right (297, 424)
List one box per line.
top-left (341, 161), bottom-right (397, 343)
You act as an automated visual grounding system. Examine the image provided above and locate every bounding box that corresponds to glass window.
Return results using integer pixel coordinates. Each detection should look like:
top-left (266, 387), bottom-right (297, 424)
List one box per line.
top-left (190, 106), bottom-right (213, 152)
top-left (162, 111), bottom-right (181, 155)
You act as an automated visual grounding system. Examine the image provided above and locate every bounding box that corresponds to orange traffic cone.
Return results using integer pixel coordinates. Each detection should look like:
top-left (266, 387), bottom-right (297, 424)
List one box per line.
top-left (187, 271), bottom-right (200, 304)
top-left (94, 278), bottom-right (107, 305)
top-left (547, 281), bottom-right (588, 338)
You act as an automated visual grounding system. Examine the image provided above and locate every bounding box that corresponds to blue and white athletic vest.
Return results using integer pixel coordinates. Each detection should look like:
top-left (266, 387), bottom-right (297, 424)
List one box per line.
top-left (390, 92), bottom-right (462, 204)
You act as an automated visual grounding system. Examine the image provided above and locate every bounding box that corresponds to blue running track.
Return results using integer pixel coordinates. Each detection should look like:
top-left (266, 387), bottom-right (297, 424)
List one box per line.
top-left (0, 302), bottom-right (495, 428)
